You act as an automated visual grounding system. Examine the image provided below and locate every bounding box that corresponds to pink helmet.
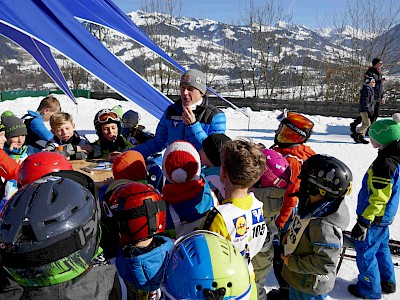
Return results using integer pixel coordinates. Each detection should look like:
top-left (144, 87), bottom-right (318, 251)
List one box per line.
top-left (259, 149), bottom-right (291, 189)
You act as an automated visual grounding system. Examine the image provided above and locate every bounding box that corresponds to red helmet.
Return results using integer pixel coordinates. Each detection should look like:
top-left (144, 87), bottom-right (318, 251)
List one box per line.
top-left (107, 182), bottom-right (166, 246)
top-left (18, 152), bottom-right (73, 186)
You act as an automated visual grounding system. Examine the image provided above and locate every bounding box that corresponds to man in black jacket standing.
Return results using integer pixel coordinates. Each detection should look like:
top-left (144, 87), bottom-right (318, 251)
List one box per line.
top-left (350, 58), bottom-right (386, 133)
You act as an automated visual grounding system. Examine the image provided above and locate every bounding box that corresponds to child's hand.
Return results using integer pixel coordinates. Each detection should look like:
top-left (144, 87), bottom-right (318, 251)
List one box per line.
top-left (281, 253), bottom-right (289, 265)
top-left (78, 144), bottom-right (93, 153)
top-left (281, 232), bottom-right (288, 245)
top-left (9, 142), bottom-right (20, 151)
top-left (13, 158), bottom-right (22, 165)
top-left (108, 151), bottom-right (121, 161)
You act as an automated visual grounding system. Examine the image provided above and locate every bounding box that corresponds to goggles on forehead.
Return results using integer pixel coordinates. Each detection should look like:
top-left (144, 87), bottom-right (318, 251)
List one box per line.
top-left (276, 108), bottom-right (288, 123)
top-left (276, 109), bottom-right (313, 139)
top-left (97, 110), bottom-right (120, 124)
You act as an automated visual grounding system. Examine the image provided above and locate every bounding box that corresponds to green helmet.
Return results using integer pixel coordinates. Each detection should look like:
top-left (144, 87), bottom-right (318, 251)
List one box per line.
top-left (161, 230), bottom-right (251, 299)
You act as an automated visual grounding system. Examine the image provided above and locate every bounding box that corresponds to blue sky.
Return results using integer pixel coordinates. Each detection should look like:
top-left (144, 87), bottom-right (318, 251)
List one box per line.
top-left (113, 0), bottom-right (348, 28)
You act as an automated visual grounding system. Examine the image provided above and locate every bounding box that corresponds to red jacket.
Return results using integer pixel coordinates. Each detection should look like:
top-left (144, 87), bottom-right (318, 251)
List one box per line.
top-left (273, 144), bottom-right (316, 228)
top-left (0, 149), bottom-right (19, 181)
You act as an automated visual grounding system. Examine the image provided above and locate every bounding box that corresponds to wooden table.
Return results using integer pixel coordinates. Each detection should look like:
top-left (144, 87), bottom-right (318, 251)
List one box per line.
top-left (70, 160), bottom-right (113, 183)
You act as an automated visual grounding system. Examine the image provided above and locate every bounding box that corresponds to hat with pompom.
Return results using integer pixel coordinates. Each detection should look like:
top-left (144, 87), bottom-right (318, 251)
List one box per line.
top-left (162, 140), bottom-right (201, 183)
top-left (112, 150), bottom-right (147, 181)
top-left (1, 110), bottom-right (15, 119)
top-left (369, 113), bottom-right (400, 145)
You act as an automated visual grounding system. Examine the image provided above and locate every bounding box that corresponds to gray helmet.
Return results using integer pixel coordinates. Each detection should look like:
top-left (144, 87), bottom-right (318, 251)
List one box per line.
top-left (0, 176), bottom-right (101, 286)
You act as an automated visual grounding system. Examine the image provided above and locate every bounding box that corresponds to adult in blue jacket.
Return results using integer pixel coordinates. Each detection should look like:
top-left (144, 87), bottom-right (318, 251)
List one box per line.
top-left (133, 69), bottom-right (226, 159)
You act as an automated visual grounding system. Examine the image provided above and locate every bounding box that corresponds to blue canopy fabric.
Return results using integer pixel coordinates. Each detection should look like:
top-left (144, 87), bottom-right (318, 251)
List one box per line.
top-left (0, 0), bottom-right (237, 119)
top-left (0, 0), bottom-right (175, 119)
top-left (0, 22), bottom-right (76, 103)
top-left (58, 0), bottom-right (185, 73)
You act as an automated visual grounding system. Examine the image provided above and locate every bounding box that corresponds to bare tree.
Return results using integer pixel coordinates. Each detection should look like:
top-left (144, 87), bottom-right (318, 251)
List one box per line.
top-left (139, 0), bottom-right (182, 95)
top-left (239, 0), bottom-right (294, 98)
top-left (319, 0), bottom-right (400, 102)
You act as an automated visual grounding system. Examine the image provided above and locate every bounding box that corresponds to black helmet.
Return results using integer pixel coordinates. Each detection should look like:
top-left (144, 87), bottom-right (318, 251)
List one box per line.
top-left (299, 154), bottom-right (352, 199)
top-left (0, 176), bottom-right (101, 287)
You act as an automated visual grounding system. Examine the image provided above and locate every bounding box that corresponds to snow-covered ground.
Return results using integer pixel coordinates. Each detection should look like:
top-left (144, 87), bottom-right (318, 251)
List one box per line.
top-left (2, 95), bottom-right (399, 299)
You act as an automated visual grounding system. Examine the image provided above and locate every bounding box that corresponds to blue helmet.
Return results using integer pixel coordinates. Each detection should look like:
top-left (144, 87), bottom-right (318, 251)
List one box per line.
top-left (161, 231), bottom-right (251, 300)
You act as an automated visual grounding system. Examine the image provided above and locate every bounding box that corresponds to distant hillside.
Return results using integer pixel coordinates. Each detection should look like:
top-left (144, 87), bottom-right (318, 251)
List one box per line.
top-left (0, 10), bottom-right (398, 100)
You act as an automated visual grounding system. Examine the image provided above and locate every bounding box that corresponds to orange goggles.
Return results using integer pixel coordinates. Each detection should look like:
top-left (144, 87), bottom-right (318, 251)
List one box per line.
top-left (97, 111), bottom-right (119, 124)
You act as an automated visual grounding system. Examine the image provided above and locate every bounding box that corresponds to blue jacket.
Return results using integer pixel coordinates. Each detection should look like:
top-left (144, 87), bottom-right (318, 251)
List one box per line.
top-left (115, 236), bottom-right (173, 291)
top-left (202, 166), bottom-right (224, 202)
top-left (3, 144), bottom-right (29, 161)
top-left (356, 140), bottom-right (400, 226)
top-left (23, 110), bottom-right (53, 146)
top-left (164, 177), bottom-right (217, 230)
top-left (359, 85), bottom-right (375, 114)
top-left (134, 98), bottom-right (226, 159)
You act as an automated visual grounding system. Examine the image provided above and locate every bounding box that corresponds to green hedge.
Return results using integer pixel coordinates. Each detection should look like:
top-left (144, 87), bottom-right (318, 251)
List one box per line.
top-left (0, 90), bottom-right (91, 101)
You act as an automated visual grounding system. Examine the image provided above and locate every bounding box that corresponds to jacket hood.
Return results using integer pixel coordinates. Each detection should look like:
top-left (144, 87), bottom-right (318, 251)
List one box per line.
top-left (115, 236), bottom-right (173, 291)
top-left (298, 196), bottom-right (349, 230)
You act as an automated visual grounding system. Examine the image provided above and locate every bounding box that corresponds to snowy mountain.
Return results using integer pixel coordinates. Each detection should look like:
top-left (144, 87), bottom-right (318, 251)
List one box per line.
top-left (125, 10), bottom-right (356, 68)
top-left (0, 10), bottom-right (398, 92)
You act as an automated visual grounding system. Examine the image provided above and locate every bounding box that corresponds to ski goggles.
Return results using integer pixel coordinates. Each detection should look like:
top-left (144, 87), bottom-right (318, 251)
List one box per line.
top-left (96, 110), bottom-right (120, 124)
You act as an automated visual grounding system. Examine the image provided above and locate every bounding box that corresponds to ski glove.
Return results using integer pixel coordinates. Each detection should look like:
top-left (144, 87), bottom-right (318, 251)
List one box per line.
top-left (351, 219), bottom-right (370, 241)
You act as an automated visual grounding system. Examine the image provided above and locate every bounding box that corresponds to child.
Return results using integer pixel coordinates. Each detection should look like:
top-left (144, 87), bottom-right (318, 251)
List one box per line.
top-left (99, 150), bottom-right (149, 259)
top-left (93, 108), bottom-right (133, 159)
top-left (162, 140), bottom-right (218, 238)
top-left (44, 112), bottom-right (93, 160)
top-left (18, 151), bottom-right (73, 186)
top-left (0, 120), bottom-right (19, 182)
top-left (268, 109), bottom-right (316, 300)
top-left (348, 113), bottom-right (400, 299)
top-left (281, 154), bottom-right (352, 299)
top-left (199, 133), bottom-right (231, 201)
top-left (0, 175), bottom-right (122, 298)
top-left (161, 230), bottom-right (252, 299)
top-left (102, 150), bottom-right (147, 195)
top-left (121, 109), bottom-right (155, 146)
top-left (250, 148), bottom-right (291, 300)
top-left (0, 120), bottom-right (19, 212)
top-left (350, 77), bottom-right (376, 144)
top-left (22, 95), bottom-right (61, 150)
top-left (108, 182), bottom-right (173, 300)
top-left (2, 115), bottom-right (29, 164)
top-left (201, 139), bottom-right (268, 300)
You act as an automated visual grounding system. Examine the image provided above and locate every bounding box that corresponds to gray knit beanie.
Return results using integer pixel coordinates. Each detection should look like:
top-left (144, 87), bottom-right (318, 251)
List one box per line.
top-left (2, 116), bottom-right (27, 139)
top-left (180, 69), bottom-right (207, 94)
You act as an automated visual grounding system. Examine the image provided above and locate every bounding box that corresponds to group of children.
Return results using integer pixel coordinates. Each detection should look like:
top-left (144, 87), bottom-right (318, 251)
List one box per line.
top-left (0, 93), bottom-right (399, 300)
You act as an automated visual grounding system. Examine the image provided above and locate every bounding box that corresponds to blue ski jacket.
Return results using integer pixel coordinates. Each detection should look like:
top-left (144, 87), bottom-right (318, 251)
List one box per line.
top-left (134, 98), bottom-right (226, 159)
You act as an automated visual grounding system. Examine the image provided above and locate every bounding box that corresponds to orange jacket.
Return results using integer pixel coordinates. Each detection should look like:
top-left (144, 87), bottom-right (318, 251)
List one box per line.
top-left (0, 149), bottom-right (19, 181)
top-left (273, 144), bottom-right (316, 229)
